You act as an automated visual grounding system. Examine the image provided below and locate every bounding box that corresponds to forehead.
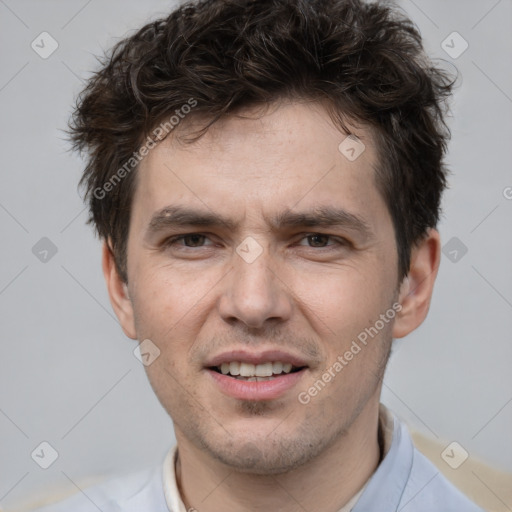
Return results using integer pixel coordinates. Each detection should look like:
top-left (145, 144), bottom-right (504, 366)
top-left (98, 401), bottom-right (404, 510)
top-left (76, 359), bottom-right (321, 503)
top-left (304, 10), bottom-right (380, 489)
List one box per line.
top-left (132, 101), bottom-right (387, 233)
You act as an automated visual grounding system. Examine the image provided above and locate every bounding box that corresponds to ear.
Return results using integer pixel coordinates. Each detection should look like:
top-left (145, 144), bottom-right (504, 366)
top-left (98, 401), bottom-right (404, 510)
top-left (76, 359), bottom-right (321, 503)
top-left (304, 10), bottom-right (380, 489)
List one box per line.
top-left (102, 241), bottom-right (137, 339)
top-left (392, 228), bottom-right (441, 339)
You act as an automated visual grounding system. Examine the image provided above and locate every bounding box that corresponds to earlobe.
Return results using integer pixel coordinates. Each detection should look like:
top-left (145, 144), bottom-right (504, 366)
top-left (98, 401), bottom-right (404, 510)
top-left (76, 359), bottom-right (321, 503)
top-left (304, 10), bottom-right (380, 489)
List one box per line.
top-left (102, 241), bottom-right (137, 339)
top-left (392, 229), bottom-right (441, 339)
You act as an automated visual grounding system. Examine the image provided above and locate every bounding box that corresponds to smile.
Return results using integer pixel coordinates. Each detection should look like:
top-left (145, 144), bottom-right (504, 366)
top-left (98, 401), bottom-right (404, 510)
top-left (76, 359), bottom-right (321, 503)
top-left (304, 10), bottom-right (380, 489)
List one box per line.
top-left (211, 361), bottom-right (303, 381)
top-left (207, 365), bottom-right (307, 401)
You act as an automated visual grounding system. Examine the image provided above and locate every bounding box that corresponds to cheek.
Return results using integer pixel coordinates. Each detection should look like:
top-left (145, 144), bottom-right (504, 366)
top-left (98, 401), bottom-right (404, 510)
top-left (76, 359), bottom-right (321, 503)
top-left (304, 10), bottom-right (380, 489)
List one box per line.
top-left (130, 261), bottom-right (217, 338)
top-left (289, 262), bottom-right (391, 336)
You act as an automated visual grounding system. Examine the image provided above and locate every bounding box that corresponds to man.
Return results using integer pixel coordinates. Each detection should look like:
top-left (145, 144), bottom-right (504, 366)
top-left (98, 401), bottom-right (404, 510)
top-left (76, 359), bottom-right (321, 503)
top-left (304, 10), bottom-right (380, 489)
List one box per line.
top-left (35, 0), bottom-right (484, 510)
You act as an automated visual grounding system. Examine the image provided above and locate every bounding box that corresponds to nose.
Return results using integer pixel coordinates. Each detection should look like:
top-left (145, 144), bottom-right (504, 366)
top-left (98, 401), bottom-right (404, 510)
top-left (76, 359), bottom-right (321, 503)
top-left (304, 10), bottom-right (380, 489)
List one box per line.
top-left (218, 244), bottom-right (293, 329)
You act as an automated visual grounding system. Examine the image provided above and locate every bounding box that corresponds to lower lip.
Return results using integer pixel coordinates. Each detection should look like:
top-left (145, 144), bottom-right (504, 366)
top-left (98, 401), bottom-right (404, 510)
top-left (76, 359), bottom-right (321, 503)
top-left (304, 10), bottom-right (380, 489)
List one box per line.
top-left (206, 368), bottom-right (307, 401)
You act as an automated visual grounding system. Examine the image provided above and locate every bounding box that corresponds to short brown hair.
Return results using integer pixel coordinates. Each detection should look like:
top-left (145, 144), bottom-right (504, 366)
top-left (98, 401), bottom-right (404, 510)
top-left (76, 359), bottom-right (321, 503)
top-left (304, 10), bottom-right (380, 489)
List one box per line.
top-left (69, 0), bottom-right (456, 283)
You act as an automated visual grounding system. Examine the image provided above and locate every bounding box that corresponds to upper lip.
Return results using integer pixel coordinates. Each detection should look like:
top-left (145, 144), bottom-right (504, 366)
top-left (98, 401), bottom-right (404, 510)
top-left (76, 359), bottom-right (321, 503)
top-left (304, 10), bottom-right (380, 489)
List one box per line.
top-left (205, 349), bottom-right (309, 368)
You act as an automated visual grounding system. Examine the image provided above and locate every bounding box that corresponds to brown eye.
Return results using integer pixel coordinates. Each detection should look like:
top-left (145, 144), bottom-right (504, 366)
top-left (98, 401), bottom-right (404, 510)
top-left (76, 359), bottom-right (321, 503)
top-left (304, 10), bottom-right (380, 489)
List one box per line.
top-left (306, 234), bottom-right (330, 247)
top-left (298, 234), bottom-right (346, 248)
top-left (180, 234), bottom-right (207, 247)
top-left (164, 234), bottom-right (212, 248)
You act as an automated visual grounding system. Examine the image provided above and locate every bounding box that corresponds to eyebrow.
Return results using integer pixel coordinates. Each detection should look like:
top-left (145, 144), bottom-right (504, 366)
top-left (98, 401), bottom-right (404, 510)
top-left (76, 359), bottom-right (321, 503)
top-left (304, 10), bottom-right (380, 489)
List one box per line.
top-left (145, 205), bottom-right (374, 240)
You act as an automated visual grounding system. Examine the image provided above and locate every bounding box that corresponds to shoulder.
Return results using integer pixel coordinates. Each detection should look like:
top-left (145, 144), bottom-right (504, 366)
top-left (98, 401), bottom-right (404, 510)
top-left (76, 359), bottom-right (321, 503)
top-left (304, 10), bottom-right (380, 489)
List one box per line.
top-left (399, 443), bottom-right (485, 511)
top-left (31, 464), bottom-right (168, 512)
top-left (354, 406), bottom-right (486, 511)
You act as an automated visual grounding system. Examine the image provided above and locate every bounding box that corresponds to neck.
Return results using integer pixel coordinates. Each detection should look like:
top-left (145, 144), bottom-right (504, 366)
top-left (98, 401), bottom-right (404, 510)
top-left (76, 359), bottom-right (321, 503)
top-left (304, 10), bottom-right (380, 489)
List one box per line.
top-left (174, 400), bottom-right (381, 512)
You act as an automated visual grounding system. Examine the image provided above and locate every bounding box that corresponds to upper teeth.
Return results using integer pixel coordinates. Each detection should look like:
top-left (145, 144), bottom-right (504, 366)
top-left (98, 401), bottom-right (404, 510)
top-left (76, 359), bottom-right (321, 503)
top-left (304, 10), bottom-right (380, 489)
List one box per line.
top-left (219, 361), bottom-right (294, 377)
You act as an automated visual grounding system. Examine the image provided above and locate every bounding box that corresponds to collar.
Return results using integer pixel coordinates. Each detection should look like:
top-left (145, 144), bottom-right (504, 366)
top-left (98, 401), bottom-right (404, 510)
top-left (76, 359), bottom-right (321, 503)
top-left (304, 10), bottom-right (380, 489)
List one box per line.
top-left (352, 405), bottom-right (414, 512)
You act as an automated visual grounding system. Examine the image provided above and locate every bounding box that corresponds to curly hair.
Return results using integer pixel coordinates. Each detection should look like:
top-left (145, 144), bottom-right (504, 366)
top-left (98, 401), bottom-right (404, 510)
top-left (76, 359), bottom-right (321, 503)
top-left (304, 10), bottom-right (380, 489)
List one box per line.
top-left (69, 0), bottom-right (456, 283)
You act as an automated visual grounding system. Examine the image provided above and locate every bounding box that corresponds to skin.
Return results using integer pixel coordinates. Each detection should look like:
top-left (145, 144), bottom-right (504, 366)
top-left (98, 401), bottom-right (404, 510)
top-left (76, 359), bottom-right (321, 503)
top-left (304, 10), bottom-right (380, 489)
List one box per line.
top-left (103, 101), bottom-right (440, 512)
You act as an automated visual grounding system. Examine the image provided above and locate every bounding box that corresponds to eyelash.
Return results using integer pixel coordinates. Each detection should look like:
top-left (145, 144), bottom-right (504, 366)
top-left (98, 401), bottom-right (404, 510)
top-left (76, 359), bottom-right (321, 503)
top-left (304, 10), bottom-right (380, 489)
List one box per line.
top-left (162, 233), bottom-right (349, 250)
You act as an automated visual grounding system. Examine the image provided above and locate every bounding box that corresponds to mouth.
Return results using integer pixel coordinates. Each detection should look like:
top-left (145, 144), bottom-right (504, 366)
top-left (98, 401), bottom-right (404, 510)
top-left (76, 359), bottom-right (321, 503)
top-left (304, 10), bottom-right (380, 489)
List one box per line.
top-left (204, 351), bottom-right (309, 400)
top-left (209, 361), bottom-right (306, 381)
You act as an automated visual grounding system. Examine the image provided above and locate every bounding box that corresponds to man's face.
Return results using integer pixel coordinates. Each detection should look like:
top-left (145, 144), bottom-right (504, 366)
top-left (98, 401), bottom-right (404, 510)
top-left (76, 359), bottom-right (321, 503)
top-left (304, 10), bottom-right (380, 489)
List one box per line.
top-left (123, 101), bottom-right (401, 474)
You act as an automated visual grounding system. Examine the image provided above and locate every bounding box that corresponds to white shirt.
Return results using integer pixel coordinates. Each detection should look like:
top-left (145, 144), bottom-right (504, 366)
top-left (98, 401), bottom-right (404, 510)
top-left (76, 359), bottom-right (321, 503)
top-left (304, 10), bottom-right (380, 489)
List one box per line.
top-left (32, 404), bottom-right (484, 512)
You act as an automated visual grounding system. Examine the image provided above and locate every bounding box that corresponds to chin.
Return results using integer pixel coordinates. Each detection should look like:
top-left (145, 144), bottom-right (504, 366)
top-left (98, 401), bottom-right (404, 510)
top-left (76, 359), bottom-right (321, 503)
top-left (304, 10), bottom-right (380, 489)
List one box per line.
top-left (201, 430), bottom-right (332, 475)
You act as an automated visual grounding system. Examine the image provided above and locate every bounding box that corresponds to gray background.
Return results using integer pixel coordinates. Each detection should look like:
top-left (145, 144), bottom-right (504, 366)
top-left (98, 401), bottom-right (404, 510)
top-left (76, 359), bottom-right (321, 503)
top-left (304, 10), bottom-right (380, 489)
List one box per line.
top-left (0, 0), bottom-right (511, 510)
